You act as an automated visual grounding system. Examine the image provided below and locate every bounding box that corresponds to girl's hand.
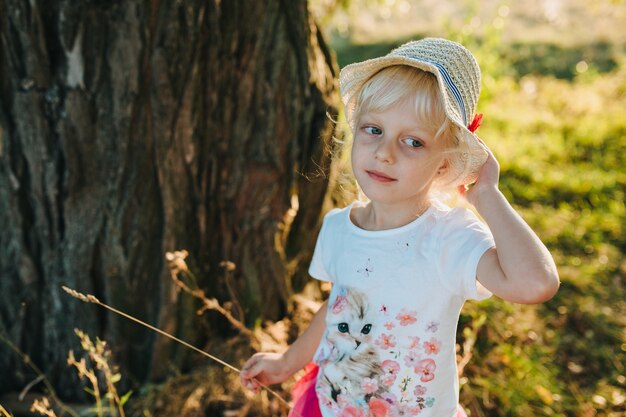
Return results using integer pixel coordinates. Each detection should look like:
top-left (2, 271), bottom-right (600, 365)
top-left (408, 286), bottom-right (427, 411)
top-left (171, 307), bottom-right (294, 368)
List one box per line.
top-left (458, 139), bottom-right (500, 208)
top-left (240, 352), bottom-right (293, 394)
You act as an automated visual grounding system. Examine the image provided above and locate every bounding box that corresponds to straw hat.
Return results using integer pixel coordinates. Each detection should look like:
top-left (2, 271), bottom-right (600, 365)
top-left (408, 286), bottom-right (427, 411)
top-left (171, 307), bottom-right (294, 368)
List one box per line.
top-left (340, 37), bottom-right (488, 187)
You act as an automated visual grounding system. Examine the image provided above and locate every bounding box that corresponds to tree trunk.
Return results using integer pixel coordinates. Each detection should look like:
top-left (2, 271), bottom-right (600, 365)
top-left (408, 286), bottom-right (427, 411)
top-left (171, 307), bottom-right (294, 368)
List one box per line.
top-left (0, 0), bottom-right (337, 399)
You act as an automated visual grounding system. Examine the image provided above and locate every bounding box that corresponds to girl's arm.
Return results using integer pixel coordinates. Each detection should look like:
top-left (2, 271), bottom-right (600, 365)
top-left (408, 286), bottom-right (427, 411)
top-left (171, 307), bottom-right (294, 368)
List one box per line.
top-left (459, 143), bottom-right (560, 304)
top-left (240, 300), bottom-right (328, 392)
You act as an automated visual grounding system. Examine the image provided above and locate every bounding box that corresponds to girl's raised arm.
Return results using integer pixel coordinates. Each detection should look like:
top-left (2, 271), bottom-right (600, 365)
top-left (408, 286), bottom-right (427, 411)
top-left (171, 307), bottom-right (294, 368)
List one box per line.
top-left (459, 144), bottom-right (560, 304)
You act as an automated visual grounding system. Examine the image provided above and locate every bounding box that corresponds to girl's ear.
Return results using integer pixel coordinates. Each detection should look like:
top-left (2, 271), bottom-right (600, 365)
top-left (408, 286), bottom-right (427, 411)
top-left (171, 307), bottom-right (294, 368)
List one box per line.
top-left (436, 159), bottom-right (449, 176)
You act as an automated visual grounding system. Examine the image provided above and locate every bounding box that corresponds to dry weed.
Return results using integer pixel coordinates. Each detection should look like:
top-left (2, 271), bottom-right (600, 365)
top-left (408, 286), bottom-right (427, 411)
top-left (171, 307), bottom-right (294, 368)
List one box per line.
top-left (67, 329), bottom-right (128, 417)
top-left (30, 397), bottom-right (57, 417)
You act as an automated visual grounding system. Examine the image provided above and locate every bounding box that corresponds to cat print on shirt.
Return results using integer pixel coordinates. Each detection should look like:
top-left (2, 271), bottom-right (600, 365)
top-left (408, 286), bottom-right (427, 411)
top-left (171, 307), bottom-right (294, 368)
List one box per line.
top-left (316, 287), bottom-right (441, 416)
top-left (320, 288), bottom-right (383, 402)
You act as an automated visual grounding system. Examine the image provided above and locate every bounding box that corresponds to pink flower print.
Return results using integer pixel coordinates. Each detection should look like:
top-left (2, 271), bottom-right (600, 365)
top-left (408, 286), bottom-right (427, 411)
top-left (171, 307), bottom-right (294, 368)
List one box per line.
top-left (319, 393), bottom-right (334, 409)
top-left (322, 397), bottom-right (341, 414)
top-left (369, 398), bottom-right (391, 417)
top-left (380, 392), bottom-right (398, 405)
top-left (340, 405), bottom-right (365, 417)
top-left (426, 321), bottom-right (439, 333)
top-left (337, 394), bottom-right (349, 408)
top-left (423, 338), bottom-right (441, 355)
top-left (414, 358), bottom-right (436, 382)
top-left (409, 406), bottom-right (423, 416)
top-left (332, 295), bottom-right (347, 314)
top-left (384, 321), bottom-right (395, 331)
top-left (403, 350), bottom-right (421, 368)
top-left (395, 403), bottom-right (421, 416)
top-left (395, 308), bottom-right (417, 326)
top-left (382, 359), bottom-right (400, 374)
top-left (381, 360), bottom-right (400, 386)
top-left (413, 385), bottom-right (427, 396)
top-left (361, 377), bottom-right (379, 394)
top-left (375, 333), bottom-right (397, 350)
top-left (381, 373), bottom-right (396, 386)
top-left (408, 336), bottom-right (421, 349)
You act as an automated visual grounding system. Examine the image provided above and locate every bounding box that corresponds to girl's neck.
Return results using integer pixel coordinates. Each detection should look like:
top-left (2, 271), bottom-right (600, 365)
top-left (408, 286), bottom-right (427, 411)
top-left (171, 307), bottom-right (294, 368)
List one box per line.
top-left (351, 199), bottom-right (431, 231)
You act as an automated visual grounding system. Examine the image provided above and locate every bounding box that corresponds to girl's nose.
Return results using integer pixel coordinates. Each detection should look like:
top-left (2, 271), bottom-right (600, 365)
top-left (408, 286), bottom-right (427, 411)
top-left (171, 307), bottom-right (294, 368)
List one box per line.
top-left (374, 138), bottom-right (394, 164)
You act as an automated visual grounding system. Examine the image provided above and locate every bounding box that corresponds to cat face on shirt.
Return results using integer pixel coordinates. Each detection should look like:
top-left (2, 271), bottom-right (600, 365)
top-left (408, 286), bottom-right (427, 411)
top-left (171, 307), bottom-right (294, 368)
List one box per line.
top-left (326, 288), bottom-right (377, 353)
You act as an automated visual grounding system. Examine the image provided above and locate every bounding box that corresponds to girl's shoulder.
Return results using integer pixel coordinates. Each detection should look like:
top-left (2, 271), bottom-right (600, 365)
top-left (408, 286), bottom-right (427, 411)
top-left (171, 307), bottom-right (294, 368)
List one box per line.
top-left (321, 205), bottom-right (349, 224)
top-left (317, 205), bottom-right (351, 236)
top-left (427, 203), bottom-right (488, 237)
top-left (429, 201), bottom-right (481, 222)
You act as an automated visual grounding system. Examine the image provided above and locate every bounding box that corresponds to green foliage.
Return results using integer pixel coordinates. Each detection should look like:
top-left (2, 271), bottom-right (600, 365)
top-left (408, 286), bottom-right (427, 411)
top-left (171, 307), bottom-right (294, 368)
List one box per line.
top-left (507, 42), bottom-right (624, 80)
top-left (457, 31), bottom-right (626, 416)
top-left (459, 31), bottom-right (626, 417)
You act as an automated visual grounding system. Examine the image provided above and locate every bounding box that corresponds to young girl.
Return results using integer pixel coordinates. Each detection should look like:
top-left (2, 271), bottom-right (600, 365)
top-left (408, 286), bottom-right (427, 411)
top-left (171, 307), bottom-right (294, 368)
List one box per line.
top-left (240, 37), bottom-right (559, 417)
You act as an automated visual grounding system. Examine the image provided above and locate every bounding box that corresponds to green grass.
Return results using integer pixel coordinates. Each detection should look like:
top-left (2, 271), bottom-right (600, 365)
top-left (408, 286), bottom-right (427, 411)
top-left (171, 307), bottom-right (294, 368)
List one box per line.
top-left (475, 67), bottom-right (625, 416)
top-left (461, 40), bottom-right (625, 417)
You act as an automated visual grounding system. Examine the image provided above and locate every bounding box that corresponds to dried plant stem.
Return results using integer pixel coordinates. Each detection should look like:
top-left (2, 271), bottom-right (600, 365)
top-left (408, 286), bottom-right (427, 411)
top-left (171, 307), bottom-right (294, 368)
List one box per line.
top-left (457, 337), bottom-right (474, 377)
top-left (0, 403), bottom-right (12, 417)
top-left (61, 286), bottom-right (293, 414)
top-left (31, 396), bottom-right (58, 417)
top-left (0, 332), bottom-right (79, 417)
top-left (165, 253), bottom-right (257, 347)
top-left (68, 329), bottom-right (124, 417)
top-left (220, 261), bottom-right (247, 332)
top-left (20, 375), bottom-right (45, 400)
top-left (107, 381), bottom-right (124, 417)
top-left (62, 286), bottom-right (239, 373)
top-left (170, 271), bottom-right (257, 344)
top-left (89, 373), bottom-right (102, 417)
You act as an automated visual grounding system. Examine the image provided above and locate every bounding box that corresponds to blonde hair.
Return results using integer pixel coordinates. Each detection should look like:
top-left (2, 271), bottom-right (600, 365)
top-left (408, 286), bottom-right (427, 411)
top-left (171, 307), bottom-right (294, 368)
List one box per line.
top-left (347, 65), bottom-right (465, 188)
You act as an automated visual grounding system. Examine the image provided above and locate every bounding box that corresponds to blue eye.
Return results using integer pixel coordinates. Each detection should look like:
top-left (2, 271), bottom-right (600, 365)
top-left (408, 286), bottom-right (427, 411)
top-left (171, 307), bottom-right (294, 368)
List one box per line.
top-left (364, 126), bottom-right (382, 135)
top-left (402, 138), bottom-right (423, 148)
top-left (338, 323), bottom-right (349, 333)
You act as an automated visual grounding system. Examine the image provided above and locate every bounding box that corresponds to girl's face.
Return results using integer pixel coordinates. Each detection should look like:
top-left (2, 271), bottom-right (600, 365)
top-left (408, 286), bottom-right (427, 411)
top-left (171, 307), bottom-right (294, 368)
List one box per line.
top-left (351, 98), bottom-right (448, 210)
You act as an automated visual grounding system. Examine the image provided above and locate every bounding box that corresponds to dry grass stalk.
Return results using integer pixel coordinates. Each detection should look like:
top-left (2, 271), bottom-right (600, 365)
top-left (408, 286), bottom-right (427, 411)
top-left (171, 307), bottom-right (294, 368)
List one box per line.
top-left (30, 397), bottom-right (57, 417)
top-left (61, 285), bottom-right (295, 414)
top-left (67, 350), bottom-right (101, 414)
top-left (457, 337), bottom-right (474, 378)
top-left (62, 286), bottom-right (240, 374)
top-left (0, 403), bottom-right (13, 417)
top-left (165, 251), bottom-right (259, 350)
top-left (457, 315), bottom-right (486, 378)
top-left (67, 329), bottom-right (125, 417)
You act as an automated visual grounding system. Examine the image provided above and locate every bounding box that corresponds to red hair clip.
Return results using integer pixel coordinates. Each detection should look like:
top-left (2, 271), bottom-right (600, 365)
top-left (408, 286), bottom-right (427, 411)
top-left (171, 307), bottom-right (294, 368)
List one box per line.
top-left (467, 113), bottom-right (483, 133)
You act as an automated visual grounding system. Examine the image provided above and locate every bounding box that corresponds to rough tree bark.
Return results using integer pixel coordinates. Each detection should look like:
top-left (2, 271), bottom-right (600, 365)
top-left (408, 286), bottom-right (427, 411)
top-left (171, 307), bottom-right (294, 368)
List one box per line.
top-left (0, 0), bottom-right (338, 398)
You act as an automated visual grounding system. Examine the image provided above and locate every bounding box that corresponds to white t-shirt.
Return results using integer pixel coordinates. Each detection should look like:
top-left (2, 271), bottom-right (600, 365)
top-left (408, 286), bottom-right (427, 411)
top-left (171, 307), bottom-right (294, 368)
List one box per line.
top-left (309, 202), bottom-right (495, 417)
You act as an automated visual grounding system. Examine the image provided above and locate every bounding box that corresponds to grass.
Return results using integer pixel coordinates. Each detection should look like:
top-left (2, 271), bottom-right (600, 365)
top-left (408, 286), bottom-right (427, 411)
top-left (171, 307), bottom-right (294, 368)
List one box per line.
top-left (452, 22), bottom-right (625, 417)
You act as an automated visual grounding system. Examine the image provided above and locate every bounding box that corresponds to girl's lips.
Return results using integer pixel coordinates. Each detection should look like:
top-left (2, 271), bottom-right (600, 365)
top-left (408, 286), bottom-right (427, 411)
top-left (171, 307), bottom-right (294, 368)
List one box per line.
top-left (366, 170), bottom-right (396, 183)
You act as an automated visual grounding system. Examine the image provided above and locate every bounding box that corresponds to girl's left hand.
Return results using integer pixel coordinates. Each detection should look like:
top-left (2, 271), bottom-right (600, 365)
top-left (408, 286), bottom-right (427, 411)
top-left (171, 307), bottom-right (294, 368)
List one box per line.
top-left (457, 139), bottom-right (500, 207)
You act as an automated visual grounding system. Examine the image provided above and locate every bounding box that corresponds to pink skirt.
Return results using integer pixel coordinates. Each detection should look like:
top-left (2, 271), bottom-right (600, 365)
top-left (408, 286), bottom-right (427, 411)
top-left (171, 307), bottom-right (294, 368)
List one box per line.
top-left (289, 363), bottom-right (468, 417)
top-left (289, 363), bottom-right (322, 417)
